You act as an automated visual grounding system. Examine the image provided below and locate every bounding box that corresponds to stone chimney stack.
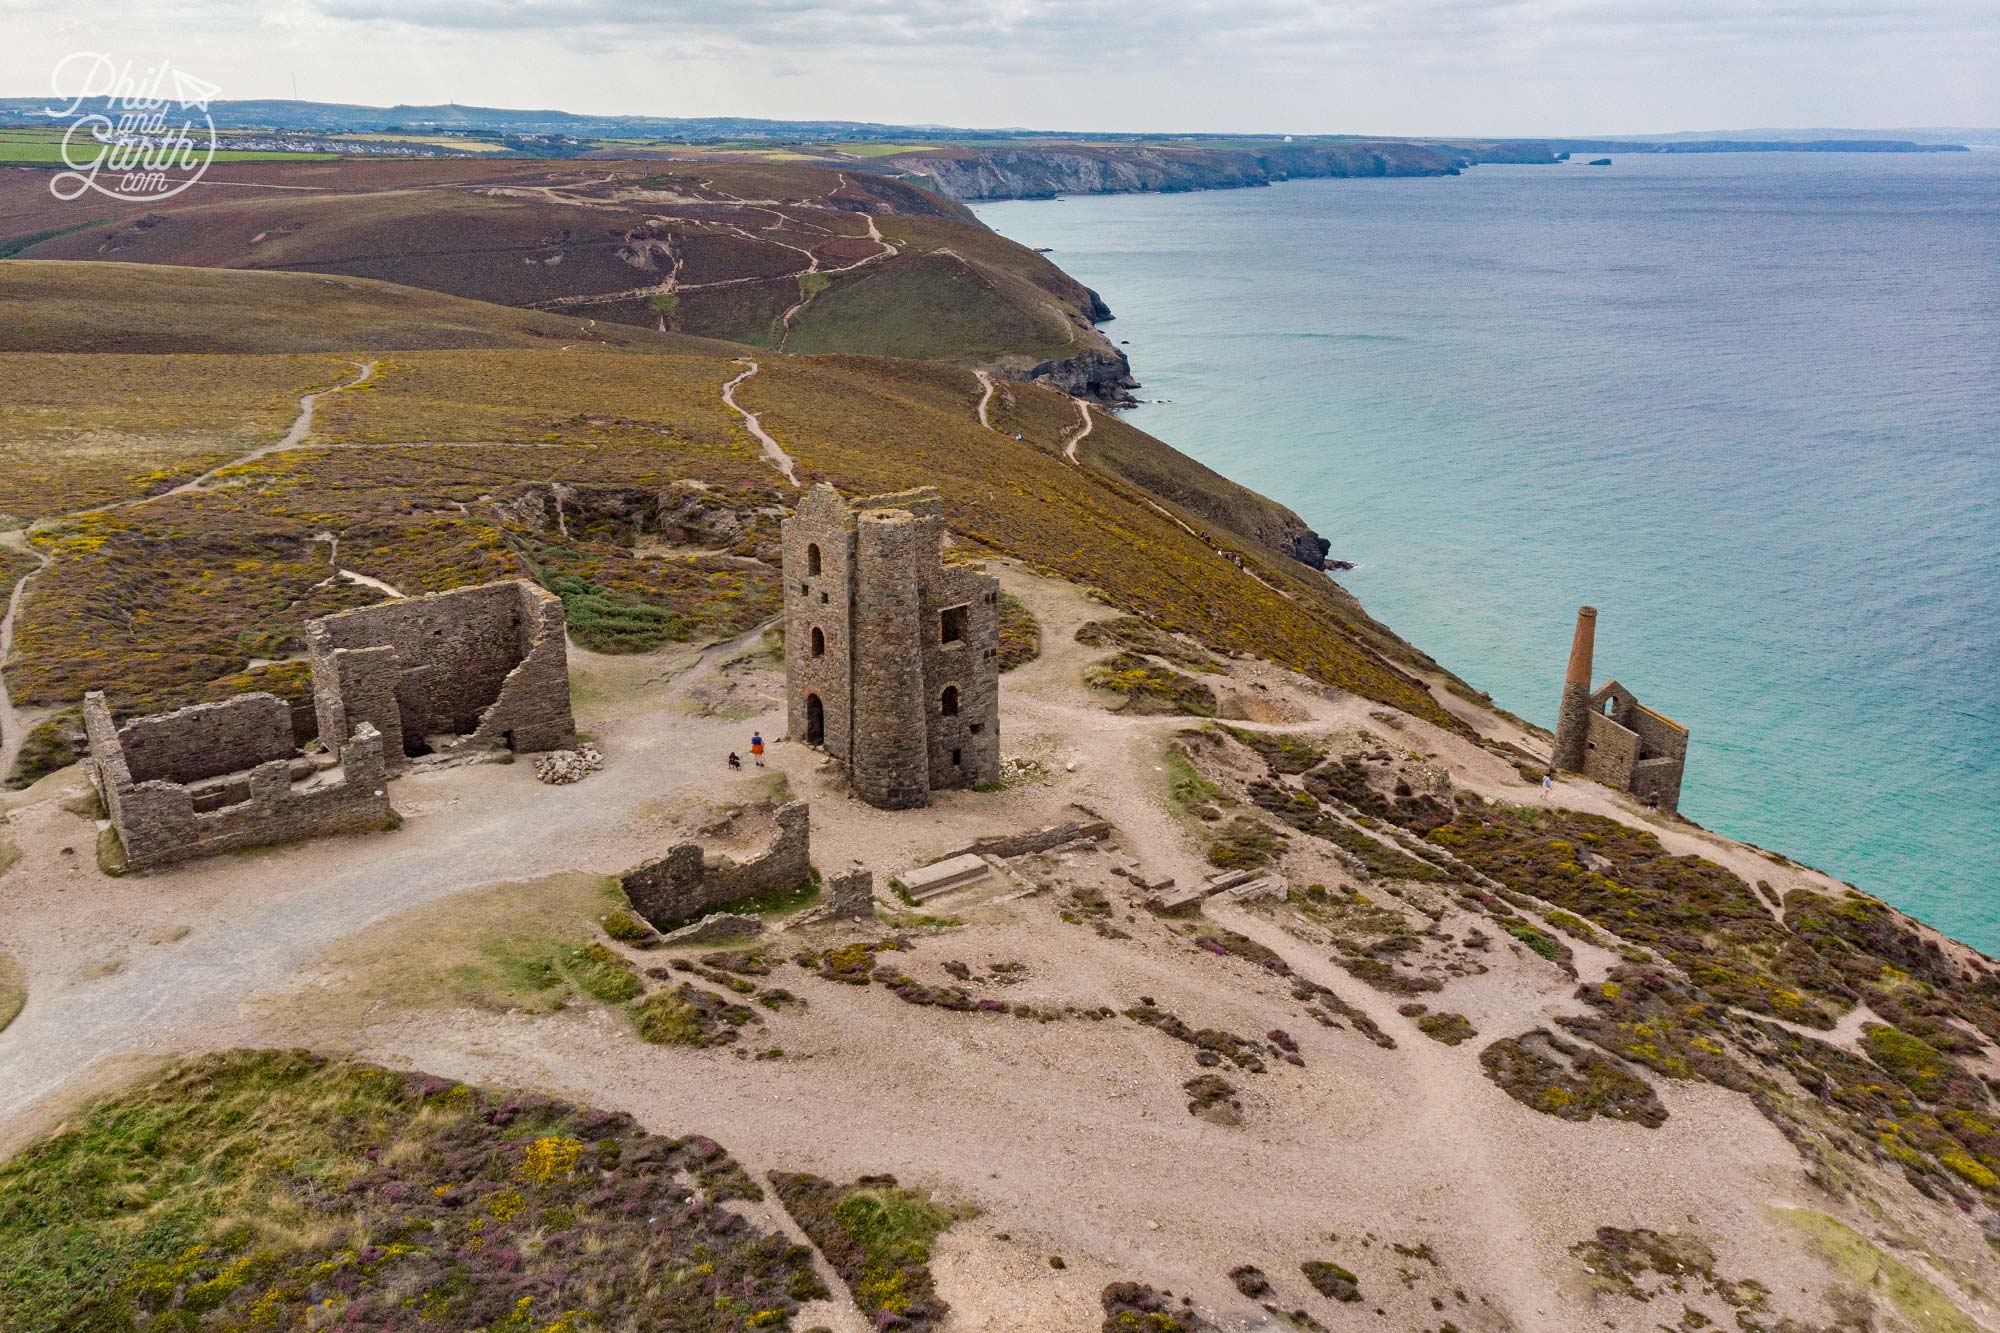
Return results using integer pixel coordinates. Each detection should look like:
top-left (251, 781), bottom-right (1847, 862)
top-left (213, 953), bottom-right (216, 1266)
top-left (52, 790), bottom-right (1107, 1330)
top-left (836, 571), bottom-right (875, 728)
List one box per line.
top-left (1552, 605), bottom-right (1597, 772)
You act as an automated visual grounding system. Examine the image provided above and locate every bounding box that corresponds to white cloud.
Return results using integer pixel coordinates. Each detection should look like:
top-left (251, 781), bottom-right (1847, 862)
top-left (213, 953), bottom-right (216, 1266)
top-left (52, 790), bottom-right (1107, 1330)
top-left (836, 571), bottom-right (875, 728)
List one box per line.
top-left (0, 0), bottom-right (1993, 133)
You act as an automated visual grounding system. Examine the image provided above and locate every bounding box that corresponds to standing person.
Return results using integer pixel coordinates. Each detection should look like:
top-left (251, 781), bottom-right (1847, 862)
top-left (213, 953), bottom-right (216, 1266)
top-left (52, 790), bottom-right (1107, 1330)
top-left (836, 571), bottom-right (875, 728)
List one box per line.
top-left (750, 732), bottom-right (765, 767)
top-left (1541, 773), bottom-right (1553, 799)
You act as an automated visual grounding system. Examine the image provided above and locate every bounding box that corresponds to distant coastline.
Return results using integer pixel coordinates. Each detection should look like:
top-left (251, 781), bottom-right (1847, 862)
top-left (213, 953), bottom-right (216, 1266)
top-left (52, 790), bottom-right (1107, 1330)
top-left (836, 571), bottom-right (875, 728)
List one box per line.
top-left (890, 137), bottom-right (1970, 202)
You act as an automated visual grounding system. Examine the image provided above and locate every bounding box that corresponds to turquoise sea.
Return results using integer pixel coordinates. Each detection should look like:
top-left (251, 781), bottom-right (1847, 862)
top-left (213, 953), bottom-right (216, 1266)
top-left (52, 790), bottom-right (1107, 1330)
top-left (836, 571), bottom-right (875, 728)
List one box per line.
top-left (975, 152), bottom-right (1999, 952)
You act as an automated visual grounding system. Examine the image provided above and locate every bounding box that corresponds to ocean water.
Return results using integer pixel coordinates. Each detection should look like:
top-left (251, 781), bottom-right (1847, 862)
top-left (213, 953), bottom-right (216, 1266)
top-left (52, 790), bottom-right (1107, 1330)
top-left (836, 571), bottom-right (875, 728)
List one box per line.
top-left (975, 152), bottom-right (2000, 951)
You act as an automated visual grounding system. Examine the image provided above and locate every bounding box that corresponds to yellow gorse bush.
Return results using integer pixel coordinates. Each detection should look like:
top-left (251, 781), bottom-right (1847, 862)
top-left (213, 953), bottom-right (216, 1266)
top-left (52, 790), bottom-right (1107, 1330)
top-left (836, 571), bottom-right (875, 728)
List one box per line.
top-left (519, 1135), bottom-right (584, 1185)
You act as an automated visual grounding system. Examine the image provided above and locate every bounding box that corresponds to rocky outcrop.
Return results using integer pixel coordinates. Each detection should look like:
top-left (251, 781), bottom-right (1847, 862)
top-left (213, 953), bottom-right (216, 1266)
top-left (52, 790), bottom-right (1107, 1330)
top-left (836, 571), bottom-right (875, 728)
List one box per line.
top-left (1017, 344), bottom-right (1138, 407)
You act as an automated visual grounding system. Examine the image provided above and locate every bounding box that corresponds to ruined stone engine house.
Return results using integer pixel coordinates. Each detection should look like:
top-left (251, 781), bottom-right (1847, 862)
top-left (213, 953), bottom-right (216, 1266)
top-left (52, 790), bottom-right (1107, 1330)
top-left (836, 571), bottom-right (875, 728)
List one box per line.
top-left (84, 691), bottom-right (393, 872)
top-left (783, 485), bottom-right (1001, 809)
top-left (307, 580), bottom-right (575, 769)
top-left (86, 579), bottom-right (577, 871)
top-left (1551, 605), bottom-right (1689, 815)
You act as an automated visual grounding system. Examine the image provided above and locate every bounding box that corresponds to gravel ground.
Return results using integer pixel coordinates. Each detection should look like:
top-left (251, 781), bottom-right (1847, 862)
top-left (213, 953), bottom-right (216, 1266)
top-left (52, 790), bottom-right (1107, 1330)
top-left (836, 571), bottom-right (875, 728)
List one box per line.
top-left (0, 562), bottom-right (1984, 1331)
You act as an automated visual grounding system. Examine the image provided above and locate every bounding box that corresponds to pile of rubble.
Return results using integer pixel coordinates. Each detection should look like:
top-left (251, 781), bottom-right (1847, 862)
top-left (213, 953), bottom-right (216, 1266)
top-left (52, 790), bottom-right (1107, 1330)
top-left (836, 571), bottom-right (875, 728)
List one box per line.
top-left (996, 755), bottom-right (1052, 787)
top-left (534, 744), bottom-right (604, 785)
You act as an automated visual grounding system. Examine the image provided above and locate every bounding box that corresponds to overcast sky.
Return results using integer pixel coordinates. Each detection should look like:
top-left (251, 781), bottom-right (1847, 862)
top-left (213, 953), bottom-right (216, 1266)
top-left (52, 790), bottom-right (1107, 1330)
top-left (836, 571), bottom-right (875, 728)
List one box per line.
top-left (7, 0), bottom-right (1996, 135)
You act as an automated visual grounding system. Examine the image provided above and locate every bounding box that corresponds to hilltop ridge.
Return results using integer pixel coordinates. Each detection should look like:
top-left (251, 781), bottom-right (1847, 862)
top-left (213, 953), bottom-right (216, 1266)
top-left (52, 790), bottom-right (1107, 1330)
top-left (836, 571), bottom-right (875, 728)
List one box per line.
top-left (0, 158), bottom-right (1139, 402)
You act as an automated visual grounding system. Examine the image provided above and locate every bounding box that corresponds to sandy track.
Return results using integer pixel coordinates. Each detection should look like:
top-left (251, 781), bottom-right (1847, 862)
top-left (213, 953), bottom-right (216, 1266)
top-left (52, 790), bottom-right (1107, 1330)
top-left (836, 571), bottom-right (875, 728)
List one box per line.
top-left (974, 369), bottom-right (998, 430)
top-left (721, 359), bottom-right (800, 484)
top-left (1061, 396), bottom-right (1093, 463)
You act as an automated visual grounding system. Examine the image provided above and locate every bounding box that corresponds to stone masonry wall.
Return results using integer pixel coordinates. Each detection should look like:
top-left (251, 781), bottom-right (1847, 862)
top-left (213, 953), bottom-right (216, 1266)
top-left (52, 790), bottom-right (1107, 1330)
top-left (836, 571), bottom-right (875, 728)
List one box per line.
top-left (622, 801), bottom-right (812, 929)
top-left (308, 580), bottom-right (574, 766)
top-left (852, 509), bottom-right (931, 808)
top-left (116, 692), bottom-right (295, 786)
top-left (1582, 710), bottom-right (1641, 789)
top-left (922, 561), bottom-right (1002, 791)
top-left (784, 486), bottom-right (856, 763)
top-left (85, 691), bottom-right (393, 872)
top-left (1591, 681), bottom-right (1688, 814)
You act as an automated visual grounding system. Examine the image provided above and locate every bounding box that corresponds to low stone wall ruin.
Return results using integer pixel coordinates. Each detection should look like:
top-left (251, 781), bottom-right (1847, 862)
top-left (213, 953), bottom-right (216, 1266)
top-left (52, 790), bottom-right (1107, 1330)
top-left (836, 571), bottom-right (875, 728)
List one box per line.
top-left (85, 691), bottom-right (394, 872)
top-left (622, 801), bottom-right (812, 929)
top-left (958, 816), bottom-right (1112, 860)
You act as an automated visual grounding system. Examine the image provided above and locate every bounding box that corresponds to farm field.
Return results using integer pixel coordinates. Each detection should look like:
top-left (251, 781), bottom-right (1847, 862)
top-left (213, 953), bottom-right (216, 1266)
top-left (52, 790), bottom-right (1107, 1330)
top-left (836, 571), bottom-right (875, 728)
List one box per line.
top-left (0, 127), bottom-right (333, 166)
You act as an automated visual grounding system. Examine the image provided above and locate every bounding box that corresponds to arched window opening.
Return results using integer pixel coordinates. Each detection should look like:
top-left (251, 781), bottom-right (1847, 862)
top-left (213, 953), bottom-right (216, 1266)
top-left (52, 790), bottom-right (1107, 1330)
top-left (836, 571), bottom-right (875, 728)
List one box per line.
top-left (941, 685), bottom-right (960, 717)
top-left (811, 627), bottom-right (826, 658)
top-left (807, 543), bottom-right (822, 576)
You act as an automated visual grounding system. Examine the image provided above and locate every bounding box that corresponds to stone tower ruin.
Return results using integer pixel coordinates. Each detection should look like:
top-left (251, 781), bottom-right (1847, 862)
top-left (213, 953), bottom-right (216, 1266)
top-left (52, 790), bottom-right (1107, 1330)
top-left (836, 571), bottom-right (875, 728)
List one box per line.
top-left (1550, 605), bottom-right (1689, 814)
top-left (783, 484), bottom-right (1001, 809)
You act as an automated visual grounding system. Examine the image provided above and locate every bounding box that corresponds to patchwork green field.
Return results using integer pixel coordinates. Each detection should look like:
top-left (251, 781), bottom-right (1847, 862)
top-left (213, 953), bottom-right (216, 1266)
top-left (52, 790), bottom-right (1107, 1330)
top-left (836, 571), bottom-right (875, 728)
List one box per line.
top-left (0, 127), bottom-right (333, 166)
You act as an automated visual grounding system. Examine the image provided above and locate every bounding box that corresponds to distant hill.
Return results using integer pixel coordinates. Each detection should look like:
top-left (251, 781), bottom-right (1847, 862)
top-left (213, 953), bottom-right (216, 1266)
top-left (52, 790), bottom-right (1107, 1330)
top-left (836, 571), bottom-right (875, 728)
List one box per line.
top-left (0, 157), bottom-right (1135, 400)
top-left (1537, 137), bottom-right (1968, 155)
top-left (0, 98), bottom-right (940, 140)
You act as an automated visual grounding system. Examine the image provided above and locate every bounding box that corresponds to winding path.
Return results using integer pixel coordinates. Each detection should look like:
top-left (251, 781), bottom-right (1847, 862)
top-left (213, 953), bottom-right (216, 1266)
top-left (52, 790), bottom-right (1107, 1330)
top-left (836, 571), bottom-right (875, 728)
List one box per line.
top-left (165, 361), bottom-right (377, 498)
top-left (1061, 397), bottom-right (1093, 463)
top-left (0, 362), bottom-right (382, 779)
top-left (721, 360), bottom-right (799, 485)
top-left (974, 371), bottom-right (998, 431)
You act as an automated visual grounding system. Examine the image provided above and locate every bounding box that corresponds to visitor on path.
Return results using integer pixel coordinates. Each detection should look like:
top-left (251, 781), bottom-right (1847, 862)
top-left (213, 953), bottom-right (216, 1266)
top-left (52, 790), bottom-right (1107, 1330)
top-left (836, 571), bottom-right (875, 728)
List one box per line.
top-left (727, 752), bottom-right (742, 771)
top-left (750, 733), bottom-right (765, 767)
top-left (1541, 773), bottom-right (1553, 798)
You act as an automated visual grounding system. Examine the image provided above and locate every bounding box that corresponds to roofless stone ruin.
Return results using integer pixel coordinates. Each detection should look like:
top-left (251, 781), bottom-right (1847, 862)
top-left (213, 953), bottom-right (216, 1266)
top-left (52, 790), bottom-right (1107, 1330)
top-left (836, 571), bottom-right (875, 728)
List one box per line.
top-left (1550, 604), bottom-right (1689, 814)
top-left (86, 579), bottom-right (577, 871)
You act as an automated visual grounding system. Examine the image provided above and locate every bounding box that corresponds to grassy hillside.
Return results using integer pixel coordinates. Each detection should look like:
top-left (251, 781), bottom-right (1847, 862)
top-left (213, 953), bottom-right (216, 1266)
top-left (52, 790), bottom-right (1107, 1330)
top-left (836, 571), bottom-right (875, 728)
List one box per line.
top-left (0, 261), bottom-right (742, 356)
top-left (0, 158), bottom-right (1126, 393)
top-left (0, 264), bottom-right (1451, 783)
top-left (0, 1050), bottom-right (823, 1329)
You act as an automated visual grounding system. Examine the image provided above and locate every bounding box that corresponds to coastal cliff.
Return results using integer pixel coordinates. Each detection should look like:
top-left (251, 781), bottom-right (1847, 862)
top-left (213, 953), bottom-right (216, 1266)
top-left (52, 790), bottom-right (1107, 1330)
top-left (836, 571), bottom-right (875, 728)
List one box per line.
top-left (883, 139), bottom-right (1559, 201)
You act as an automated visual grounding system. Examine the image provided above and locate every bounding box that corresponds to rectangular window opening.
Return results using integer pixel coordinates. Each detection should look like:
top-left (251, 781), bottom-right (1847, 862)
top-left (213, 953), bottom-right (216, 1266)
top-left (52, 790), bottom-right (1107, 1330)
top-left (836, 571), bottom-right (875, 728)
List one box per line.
top-left (940, 605), bottom-right (967, 644)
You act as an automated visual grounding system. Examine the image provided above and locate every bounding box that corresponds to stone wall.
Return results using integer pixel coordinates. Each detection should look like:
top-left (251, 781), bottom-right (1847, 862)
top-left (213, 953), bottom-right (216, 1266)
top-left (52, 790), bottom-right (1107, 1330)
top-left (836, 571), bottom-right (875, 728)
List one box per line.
top-left (115, 692), bottom-right (295, 786)
top-left (85, 691), bottom-right (393, 872)
top-left (623, 801), bottom-right (812, 929)
top-left (781, 484), bottom-right (1002, 809)
top-left (959, 817), bottom-right (1112, 860)
top-left (922, 560), bottom-right (1003, 792)
top-left (785, 485), bottom-right (858, 767)
top-left (852, 509), bottom-right (931, 808)
top-left (1582, 710), bottom-right (1641, 788)
top-left (308, 579), bottom-right (574, 768)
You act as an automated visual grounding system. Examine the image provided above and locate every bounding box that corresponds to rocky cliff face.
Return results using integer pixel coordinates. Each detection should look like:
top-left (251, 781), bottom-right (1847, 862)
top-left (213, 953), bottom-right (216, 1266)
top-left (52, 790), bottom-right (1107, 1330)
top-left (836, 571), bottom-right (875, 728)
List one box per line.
top-left (1019, 344), bottom-right (1139, 407)
top-left (891, 141), bottom-right (1558, 202)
